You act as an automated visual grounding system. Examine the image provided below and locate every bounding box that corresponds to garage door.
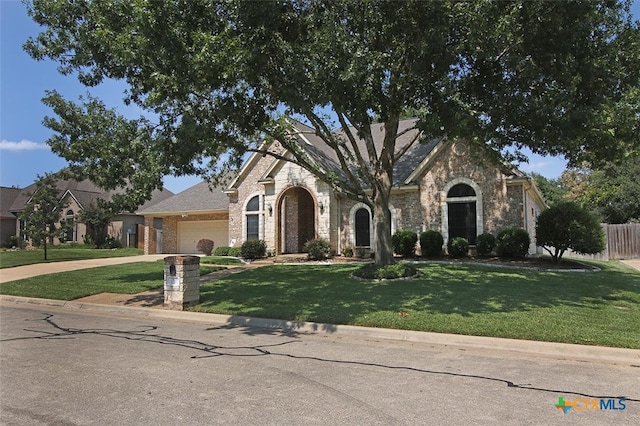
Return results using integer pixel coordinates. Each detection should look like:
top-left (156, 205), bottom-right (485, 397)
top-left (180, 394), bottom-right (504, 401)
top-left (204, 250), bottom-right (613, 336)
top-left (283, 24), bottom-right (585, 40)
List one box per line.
top-left (178, 220), bottom-right (229, 254)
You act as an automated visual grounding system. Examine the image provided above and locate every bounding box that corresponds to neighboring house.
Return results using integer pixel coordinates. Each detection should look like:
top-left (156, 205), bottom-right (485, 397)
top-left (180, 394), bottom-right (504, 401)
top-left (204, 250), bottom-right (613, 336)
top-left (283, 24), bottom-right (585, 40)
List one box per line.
top-left (137, 181), bottom-right (229, 254)
top-left (0, 187), bottom-right (22, 246)
top-left (8, 178), bottom-right (173, 248)
top-left (142, 118), bottom-right (546, 256)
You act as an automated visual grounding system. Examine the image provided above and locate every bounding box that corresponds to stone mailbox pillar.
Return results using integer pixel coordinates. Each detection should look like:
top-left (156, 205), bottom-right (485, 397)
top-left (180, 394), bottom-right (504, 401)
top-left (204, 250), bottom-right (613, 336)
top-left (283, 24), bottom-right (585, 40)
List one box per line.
top-left (163, 255), bottom-right (200, 310)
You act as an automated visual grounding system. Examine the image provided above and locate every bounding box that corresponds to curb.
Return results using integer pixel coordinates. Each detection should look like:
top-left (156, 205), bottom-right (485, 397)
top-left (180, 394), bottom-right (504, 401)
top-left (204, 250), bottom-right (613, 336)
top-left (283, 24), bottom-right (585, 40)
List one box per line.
top-left (2, 295), bottom-right (639, 366)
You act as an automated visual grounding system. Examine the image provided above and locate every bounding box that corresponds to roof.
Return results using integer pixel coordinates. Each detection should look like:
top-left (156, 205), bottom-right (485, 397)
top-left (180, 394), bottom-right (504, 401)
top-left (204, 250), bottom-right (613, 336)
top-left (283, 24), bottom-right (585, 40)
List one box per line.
top-left (137, 181), bottom-right (229, 215)
top-left (231, 118), bottom-right (516, 190)
top-left (8, 177), bottom-right (173, 214)
top-left (0, 187), bottom-right (22, 219)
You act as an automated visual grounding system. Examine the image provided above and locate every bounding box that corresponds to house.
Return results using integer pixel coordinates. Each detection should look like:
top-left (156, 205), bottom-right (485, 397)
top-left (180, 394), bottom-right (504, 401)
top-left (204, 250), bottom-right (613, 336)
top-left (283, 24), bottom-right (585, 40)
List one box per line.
top-left (137, 181), bottom-right (229, 254)
top-left (142, 118), bottom-right (546, 256)
top-left (0, 187), bottom-right (22, 246)
top-left (8, 178), bottom-right (173, 248)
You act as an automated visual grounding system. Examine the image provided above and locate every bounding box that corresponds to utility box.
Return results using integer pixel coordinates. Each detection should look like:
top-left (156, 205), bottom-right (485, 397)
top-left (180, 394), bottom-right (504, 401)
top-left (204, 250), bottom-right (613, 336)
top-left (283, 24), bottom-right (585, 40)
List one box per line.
top-left (163, 255), bottom-right (200, 310)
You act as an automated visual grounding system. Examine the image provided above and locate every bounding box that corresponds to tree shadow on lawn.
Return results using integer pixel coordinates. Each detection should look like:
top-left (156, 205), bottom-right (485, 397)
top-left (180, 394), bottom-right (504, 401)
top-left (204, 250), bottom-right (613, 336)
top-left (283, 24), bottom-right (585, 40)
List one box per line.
top-left (194, 263), bottom-right (640, 323)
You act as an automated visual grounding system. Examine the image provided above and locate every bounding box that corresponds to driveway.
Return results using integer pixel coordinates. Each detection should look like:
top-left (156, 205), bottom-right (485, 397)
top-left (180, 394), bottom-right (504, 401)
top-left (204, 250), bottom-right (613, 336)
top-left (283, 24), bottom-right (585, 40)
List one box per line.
top-left (0, 254), bottom-right (168, 283)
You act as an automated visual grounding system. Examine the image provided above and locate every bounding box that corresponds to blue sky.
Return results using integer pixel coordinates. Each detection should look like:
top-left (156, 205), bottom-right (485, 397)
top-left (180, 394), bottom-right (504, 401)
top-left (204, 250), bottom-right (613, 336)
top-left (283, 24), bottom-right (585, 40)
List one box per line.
top-left (1, 0), bottom-right (638, 193)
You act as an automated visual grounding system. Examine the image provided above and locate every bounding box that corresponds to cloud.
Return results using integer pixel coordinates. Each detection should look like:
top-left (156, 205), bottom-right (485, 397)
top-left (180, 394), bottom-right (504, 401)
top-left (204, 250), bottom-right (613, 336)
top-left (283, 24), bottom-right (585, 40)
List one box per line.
top-left (0, 139), bottom-right (50, 152)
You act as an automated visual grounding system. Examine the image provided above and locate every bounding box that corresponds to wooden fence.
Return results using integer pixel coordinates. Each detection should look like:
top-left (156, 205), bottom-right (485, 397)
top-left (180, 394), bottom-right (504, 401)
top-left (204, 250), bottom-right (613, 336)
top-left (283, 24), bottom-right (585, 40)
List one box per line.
top-left (564, 223), bottom-right (640, 261)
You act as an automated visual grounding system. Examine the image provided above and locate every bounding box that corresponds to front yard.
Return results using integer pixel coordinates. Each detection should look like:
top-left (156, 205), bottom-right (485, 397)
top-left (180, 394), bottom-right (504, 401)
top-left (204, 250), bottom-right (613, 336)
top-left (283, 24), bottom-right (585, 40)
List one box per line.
top-left (190, 261), bottom-right (640, 349)
top-left (1, 258), bottom-right (638, 348)
top-left (0, 246), bottom-right (143, 268)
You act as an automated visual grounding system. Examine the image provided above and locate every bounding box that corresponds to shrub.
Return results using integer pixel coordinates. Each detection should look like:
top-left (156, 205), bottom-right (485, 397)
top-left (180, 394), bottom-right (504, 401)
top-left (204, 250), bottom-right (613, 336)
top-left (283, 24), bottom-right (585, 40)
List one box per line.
top-left (196, 239), bottom-right (214, 256)
top-left (419, 230), bottom-right (444, 257)
top-left (353, 262), bottom-right (417, 280)
top-left (476, 233), bottom-right (496, 256)
top-left (213, 246), bottom-right (230, 256)
top-left (447, 237), bottom-right (469, 258)
top-left (392, 229), bottom-right (418, 257)
top-left (228, 246), bottom-right (242, 257)
top-left (341, 246), bottom-right (354, 257)
top-left (241, 239), bottom-right (267, 260)
top-left (3, 235), bottom-right (24, 249)
top-left (536, 201), bottom-right (605, 264)
top-left (496, 227), bottom-right (530, 258)
top-left (303, 238), bottom-right (332, 260)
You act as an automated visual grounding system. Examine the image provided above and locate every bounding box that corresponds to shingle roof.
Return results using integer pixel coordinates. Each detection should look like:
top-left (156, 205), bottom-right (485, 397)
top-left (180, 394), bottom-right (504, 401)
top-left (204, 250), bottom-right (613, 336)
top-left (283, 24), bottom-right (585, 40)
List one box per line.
top-left (0, 187), bottom-right (22, 219)
top-left (8, 178), bottom-right (173, 214)
top-left (286, 118), bottom-right (440, 186)
top-left (137, 181), bottom-right (229, 214)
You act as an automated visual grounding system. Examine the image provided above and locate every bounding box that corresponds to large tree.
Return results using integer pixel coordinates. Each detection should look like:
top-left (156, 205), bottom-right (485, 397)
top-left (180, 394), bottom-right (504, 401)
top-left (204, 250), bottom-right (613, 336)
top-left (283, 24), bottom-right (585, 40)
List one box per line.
top-left (25, 0), bottom-right (639, 266)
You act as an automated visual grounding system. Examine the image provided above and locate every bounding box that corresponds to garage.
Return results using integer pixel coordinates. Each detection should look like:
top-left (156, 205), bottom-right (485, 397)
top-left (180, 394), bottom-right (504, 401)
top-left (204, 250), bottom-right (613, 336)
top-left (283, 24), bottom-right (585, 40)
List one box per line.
top-left (178, 220), bottom-right (229, 254)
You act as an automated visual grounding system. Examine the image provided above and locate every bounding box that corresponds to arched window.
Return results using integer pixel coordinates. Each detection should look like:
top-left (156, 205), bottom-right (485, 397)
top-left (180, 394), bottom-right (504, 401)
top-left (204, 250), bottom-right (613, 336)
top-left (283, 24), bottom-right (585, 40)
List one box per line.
top-left (447, 183), bottom-right (477, 245)
top-left (355, 208), bottom-right (370, 247)
top-left (63, 209), bottom-right (75, 242)
top-left (245, 195), bottom-right (260, 241)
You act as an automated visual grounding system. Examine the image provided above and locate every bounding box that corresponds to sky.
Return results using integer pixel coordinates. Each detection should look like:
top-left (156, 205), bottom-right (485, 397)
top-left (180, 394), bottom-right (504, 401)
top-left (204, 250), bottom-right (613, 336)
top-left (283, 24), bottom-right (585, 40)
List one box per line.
top-left (1, 0), bottom-right (638, 194)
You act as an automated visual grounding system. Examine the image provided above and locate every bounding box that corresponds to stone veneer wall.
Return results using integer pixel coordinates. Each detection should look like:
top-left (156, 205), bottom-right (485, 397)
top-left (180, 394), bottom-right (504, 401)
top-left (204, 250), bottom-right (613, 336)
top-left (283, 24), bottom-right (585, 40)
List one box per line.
top-left (337, 140), bottom-right (530, 252)
top-left (230, 147), bottom-right (336, 254)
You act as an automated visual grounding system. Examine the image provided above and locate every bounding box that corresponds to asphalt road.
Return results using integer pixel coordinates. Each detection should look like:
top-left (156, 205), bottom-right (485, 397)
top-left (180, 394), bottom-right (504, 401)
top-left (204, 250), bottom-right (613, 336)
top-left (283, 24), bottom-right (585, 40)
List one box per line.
top-left (1, 303), bottom-right (639, 425)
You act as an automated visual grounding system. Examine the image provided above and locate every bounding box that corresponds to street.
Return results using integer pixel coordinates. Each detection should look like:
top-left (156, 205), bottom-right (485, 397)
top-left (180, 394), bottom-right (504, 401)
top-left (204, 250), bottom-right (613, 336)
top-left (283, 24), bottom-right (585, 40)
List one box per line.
top-left (1, 303), bottom-right (638, 425)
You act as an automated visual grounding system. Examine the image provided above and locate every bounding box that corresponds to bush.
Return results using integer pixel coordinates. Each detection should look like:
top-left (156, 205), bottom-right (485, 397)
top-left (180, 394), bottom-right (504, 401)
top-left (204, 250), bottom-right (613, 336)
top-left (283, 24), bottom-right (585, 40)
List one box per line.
top-left (447, 237), bottom-right (469, 258)
top-left (228, 247), bottom-right (242, 257)
top-left (419, 230), bottom-right (444, 257)
top-left (303, 238), bottom-right (332, 260)
top-left (476, 233), bottom-right (496, 256)
top-left (241, 239), bottom-right (267, 260)
top-left (353, 262), bottom-right (417, 280)
top-left (341, 246), bottom-right (354, 257)
top-left (3, 235), bottom-right (24, 249)
top-left (496, 227), bottom-right (530, 258)
top-left (213, 246), bottom-right (230, 256)
top-left (196, 239), bottom-right (214, 256)
top-left (536, 201), bottom-right (605, 264)
top-left (392, 229), bottom-right (418, 257)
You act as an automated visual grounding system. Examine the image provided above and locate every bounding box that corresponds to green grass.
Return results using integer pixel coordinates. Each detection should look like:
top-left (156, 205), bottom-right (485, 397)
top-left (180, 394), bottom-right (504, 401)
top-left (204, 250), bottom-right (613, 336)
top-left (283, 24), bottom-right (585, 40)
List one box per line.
top-left (0, 247), bottom-right (143, 268)
top-left (0, 262), bottom-right (225, 300)
top-left (189, 260), bottom-right (640, 349)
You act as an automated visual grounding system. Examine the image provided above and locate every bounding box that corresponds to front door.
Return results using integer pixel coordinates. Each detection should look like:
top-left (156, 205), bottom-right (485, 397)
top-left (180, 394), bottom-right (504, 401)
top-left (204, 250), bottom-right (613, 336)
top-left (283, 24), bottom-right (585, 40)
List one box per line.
top-left (278, 187), bottom-right (315, 253)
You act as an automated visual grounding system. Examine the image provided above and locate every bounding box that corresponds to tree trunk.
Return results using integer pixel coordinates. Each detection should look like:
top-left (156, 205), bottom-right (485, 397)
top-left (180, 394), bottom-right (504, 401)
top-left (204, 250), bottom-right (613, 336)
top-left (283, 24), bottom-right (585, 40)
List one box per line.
top-left (371, 179), bottom-right (395, 267)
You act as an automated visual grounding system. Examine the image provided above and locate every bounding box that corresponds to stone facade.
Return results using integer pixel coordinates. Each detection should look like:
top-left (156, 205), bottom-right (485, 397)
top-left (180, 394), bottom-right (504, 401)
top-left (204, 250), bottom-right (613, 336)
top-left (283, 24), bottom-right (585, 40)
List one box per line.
top-left (228, 138), bottom-right (545, 256)
top-left (163, 255), bottom-right (200, 310)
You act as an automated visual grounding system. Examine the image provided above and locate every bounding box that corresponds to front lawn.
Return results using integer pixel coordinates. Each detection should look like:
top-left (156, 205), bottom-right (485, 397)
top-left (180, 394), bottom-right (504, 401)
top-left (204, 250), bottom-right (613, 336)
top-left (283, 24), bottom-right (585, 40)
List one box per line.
top-left (0, 246), bottom-right (143, 268)
top-left (0, 262), bottom-right (224, 300)
top-left (190, 260), bottom-right (640, 349)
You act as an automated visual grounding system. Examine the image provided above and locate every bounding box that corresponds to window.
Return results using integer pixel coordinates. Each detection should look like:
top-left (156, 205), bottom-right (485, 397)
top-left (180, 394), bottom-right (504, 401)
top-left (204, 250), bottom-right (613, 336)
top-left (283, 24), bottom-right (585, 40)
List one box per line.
top-left (355, 208), bottom-right (370, 247)
top-left (246, 195), bottom-right (260, 240)
top-left (446, 183), bottom-right (478, 245)
top-left (63, 209), bottom-right (75, 242)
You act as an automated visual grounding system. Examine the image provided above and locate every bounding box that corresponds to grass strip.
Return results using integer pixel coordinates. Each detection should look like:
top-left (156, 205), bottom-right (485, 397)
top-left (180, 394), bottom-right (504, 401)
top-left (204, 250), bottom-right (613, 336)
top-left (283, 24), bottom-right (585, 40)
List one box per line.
top-left (0, 247), bottom-right (143, 269)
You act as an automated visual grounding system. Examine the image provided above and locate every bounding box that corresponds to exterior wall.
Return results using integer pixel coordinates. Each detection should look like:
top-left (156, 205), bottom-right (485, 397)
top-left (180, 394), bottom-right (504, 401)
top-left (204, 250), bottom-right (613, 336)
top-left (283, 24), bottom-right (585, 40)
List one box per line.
top-left (142, 212), bottom-right (228, 254)
top-left (230, 151), bottom-right (336, 253)
top-left (414, 141), bottom-right (526, 246)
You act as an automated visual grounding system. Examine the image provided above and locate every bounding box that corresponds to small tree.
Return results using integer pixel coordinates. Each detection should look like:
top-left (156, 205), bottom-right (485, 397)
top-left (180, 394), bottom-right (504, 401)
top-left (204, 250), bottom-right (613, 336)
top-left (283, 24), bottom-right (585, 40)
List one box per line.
top-left (79, 199), bottom-right (114, 248)
top-left (19, 174), bottom-right (69, 260)
top-left (536, 202), bottom-right (606, 264)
